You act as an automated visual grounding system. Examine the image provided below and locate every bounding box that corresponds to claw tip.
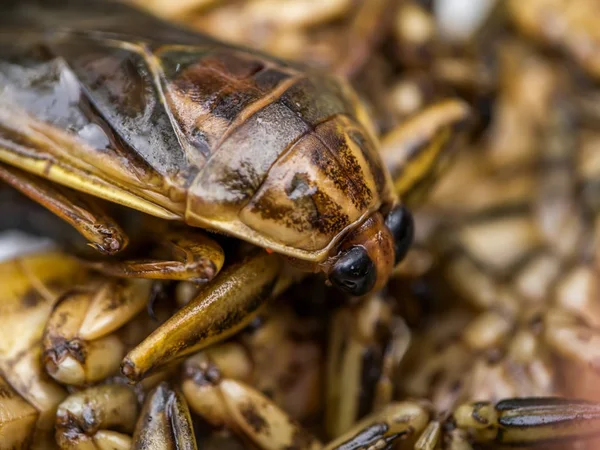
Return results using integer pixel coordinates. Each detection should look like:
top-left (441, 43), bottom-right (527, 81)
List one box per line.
top-left (121, 358), bottom-right (140, 382)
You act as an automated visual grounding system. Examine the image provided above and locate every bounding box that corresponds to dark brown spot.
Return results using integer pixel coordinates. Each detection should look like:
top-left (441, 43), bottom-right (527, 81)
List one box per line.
top-left (217, 159), bottom-right (263, 200)
top-left (44, 335), bottom-right (87, 370)
top-left (21, 288), bottom-right (43, 308)
top-left (240, 402), bottom-right (269, 435)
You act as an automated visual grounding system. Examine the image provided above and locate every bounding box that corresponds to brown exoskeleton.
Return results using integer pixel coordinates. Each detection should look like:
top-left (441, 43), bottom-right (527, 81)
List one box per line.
top-left (0, 0), bottom-right (471, 381)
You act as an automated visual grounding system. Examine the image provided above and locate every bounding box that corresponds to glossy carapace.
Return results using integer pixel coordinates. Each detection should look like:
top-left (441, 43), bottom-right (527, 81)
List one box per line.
top-left (0, 0), bottom-right (415, 295)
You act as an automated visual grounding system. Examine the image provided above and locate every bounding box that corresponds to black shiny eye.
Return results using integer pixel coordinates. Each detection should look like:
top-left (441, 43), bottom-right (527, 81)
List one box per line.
top-left (329, 246), bottom-right (376, 296)
top-left (385, 205), bottom-right (414, 265)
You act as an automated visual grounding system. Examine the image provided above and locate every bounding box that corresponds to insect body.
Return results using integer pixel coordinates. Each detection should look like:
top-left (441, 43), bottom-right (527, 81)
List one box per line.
top-left (0, 0), bottom-right (468, 297)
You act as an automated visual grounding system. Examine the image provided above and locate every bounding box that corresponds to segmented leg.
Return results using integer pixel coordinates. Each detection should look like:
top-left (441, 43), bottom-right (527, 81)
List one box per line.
top-left (414, 421), bottom-right (442, 450)
top-left (84, 228), bottom-right (225, 282)
top-left (42, 278), bottom-right (152, 385)
top-left (453, 397), bottom-right (600, 445)
top-left (55, 384), bottom-right (139, 450)
top-left (323, 401), bottom-right (430, 450)
top-left (133, 382), bottom-right (197, 450)
top-left (380, 99), bottom-right (471, 207)
top-left (323, 397), bottom-right (600, 449)
top-left (182, 354), bottom-right (321, 450)
top-left (122, 251), bottom-right (284, 381)
top-left (179, 302), bottom-right (323, 429)
top-left (0, 163), bottom-right (128, 254)
top-left (0, 102), bottom-right (181, 220)
top-left (0, 100), bottom-right (226, 283)
top-left (326, 293), bottom-right (411, 437)
top-left (0, 253), bottom-right (81, 446)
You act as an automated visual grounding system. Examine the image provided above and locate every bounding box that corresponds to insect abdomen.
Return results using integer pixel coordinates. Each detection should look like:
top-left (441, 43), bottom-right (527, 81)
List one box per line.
top-left (178, 49), bottom-right (390, 253)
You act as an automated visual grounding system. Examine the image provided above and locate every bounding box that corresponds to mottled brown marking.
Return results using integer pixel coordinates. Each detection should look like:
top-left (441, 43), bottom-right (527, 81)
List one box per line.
top-left (45, 336), bottom-right (87, 367)
top-left (309, 137), bottom-right (368, 211)
top-left (250, 178), bottom-right (350, 236)
top-left (348, 128), bottom-right (387, 199)
top-left (133, 275), bottom-right (275, 369)
top-left (1, 18), bottom-right (394, 268)
top-left (168, 49), bottom-right (297, 158)
top-left (216, 159), bottom-right (263, 200)
top-left (80, 52), bottom-right (148, 119)
top-left (209, 279), bottom-right (275, 337)
top-left (315, 123), bottom-right (372, 211)
top-left (240, 402), bottom-right (270, 435)
top-left (55, 311), bottom-right (70, 329)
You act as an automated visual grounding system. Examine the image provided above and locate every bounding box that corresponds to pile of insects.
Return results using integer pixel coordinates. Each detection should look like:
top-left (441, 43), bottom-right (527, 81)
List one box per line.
top-left (2, 0), bottom-right (600, 448)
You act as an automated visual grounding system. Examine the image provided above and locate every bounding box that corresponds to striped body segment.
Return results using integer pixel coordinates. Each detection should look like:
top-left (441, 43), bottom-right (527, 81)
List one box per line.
top-left (0, 28), bottom-right (394, 260)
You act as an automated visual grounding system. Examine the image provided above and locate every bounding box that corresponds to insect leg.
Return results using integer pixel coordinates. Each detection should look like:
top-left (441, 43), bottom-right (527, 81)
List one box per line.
top-left (133, 382), bottom-right (197, 450)
top-left (452, 397), bottom-right (600, 445)
top-left (182, 354), bottom-right (321, 450)
top-left (122, 251), bottom-right (283, 381)
top-left (42, 278), bottom-right (152, 385)
top-left (0, 107), bottom-right (182, 220)
top-left (0, 163), bottom-right (129, 254)
top-left (380, 99), bottom-right (471, 207)
top-left (83, 228), bottom-right (225, 282)
top-left (326, 293), bottom-right (411, 437)
top-left (55, 384), bottom-right (138, 450)
top-left (414, 420), bottom-right (443, 450)
top-left (334, 0), bottom-right (393, 77)
top-left (0, 253), bottom-right (83, 445)
top-left (323, 401), bottom-right (430, 450)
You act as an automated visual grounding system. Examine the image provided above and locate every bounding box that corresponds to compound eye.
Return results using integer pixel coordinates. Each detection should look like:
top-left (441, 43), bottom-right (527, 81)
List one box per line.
top-left (329, 246), bottom-right (376, 296)
top-left (385, 205), bottom-right (415, 265)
